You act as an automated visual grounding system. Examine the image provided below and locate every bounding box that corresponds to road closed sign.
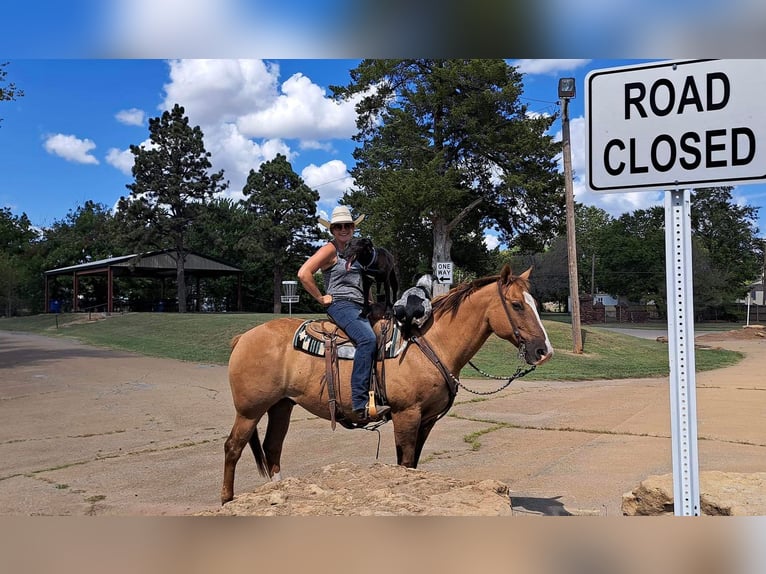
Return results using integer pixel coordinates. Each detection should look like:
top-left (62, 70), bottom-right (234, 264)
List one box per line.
top-left (586, 59), bottom-right (766, 192)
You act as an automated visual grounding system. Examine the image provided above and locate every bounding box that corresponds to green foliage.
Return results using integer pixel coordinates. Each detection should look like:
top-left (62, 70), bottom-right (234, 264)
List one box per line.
top-left (597, 207), bottom-right (666, 305)
top-left (0, 207), bottom-right (40, 315)
top-left (691, 187), bottom-right (762, 309)
top-left (42, 201), bottom-right (121, 269)
top-left (536, 188), bottom-right (763, 321)
top-left (0, 62), bottom-right (24, 126)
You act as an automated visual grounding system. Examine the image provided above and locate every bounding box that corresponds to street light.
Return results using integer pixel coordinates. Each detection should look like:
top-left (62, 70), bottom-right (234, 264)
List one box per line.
top-left (559, 77), bottom-right (583, 354)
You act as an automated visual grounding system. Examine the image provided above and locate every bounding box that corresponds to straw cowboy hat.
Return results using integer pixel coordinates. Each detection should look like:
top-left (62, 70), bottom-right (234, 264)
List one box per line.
top-left (318, 206), bottom-right (365, 229)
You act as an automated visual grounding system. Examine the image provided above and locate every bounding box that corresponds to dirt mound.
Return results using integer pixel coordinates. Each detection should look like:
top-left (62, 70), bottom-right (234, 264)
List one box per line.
top-left (696, 325), bottom-right (766, 342)
top-left (201, 461), bottom-right (513, 516)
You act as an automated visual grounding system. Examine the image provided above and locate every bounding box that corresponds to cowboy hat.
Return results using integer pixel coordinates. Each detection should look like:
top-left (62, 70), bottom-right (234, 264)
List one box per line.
top-left (318, 206), bottom-right (365, 229)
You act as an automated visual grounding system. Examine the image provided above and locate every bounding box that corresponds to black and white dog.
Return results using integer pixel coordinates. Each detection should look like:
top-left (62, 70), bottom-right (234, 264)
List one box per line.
top-left (393, 274), bottom-right (434, 338)
top-left (342, 237), bottom-right (399, 315)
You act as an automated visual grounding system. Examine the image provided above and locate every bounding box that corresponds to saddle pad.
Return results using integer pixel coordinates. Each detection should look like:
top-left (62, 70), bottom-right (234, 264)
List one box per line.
top-left (292, 319), bottom-right (404, 359)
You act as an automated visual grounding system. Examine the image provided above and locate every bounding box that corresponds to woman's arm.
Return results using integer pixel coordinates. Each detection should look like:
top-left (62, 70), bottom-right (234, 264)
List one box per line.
top-left (298, 242), bottom-right (336, 306)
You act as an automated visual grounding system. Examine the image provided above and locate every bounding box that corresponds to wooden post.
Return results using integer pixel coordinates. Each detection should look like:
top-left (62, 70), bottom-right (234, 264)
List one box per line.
top-left (561, 96), bottom-right (583, 353)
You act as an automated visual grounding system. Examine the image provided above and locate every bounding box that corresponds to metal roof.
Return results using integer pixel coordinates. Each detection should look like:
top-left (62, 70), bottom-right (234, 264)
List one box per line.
top-left (44, 250), bottom-right (241, 276)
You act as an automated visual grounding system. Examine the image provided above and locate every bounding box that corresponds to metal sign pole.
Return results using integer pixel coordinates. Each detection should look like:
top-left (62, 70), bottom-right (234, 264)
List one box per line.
top-left (664, 189), bottom-right (701, 516)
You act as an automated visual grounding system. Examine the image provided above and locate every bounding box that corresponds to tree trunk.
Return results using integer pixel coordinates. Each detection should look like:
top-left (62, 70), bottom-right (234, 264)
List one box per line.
top-left (176, 252), bottom-right (187, 313)
top-left (430, 198), bottom-right (483, 296)
top-left (272, 264), bottom-right (283, 314)
top-left (432, 217), bottom-right (453, 297)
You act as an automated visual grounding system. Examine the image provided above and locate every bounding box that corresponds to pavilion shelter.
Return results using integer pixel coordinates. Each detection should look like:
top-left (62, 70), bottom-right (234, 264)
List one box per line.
top-left (43, 250), bottom-right (243, 313)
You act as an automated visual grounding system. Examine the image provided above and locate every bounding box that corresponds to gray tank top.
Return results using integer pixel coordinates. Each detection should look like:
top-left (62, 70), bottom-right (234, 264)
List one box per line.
top-left (323, 243), bottom-right (365, 304)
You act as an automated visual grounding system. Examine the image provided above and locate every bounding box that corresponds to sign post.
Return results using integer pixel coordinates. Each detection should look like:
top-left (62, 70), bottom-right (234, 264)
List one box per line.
top-left (586, 59), bottom-right (766, 516)
top-left (664, 189), bottom-right (701, 516)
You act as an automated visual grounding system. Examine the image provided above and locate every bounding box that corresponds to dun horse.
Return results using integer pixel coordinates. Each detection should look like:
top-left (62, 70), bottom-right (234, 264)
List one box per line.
top-left (221, 265), bottom-right (553, 504)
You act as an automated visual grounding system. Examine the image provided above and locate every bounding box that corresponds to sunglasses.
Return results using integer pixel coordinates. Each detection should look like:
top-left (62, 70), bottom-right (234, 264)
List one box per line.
top-left (331, 222), bottom-right (354, 231)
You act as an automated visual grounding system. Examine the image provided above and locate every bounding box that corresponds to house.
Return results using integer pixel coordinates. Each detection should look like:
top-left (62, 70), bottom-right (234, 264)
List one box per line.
top-left (738, 280), bottom-right (764, 306)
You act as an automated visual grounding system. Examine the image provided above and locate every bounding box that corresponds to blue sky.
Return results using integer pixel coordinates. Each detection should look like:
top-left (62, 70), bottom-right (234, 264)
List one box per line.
top-left (4, 58), bottom-right (766, 247)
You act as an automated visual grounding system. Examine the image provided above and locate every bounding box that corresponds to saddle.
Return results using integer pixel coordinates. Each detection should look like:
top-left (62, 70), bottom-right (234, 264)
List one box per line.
top-left (293, 319), bottom-right (404, 360)
top-left (292, 318), bottom-right (403, 430)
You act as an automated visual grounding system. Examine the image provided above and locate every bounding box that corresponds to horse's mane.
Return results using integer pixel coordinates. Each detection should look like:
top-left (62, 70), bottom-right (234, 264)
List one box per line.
top-left (431, 271), bottom-right (531, 319)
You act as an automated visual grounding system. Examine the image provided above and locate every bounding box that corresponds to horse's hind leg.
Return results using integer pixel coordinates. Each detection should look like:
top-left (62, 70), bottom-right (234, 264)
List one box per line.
top-left (262, 398), bottom-right (295, 481)
top-left (222, 413), bottom-right (260, 505)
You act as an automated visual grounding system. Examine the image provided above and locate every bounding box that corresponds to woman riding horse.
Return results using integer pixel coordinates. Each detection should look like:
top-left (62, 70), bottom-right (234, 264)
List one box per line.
top-left (221, 264), bottom-right (553, 504)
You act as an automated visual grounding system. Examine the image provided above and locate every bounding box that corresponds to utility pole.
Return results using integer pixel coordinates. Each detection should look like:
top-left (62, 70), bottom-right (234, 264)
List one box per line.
top-left (559, 77), bottom-right (583, 353)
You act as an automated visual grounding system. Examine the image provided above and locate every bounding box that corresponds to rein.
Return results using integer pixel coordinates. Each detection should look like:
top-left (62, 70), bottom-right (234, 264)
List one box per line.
top-left (460, 358), bottom-right (536, 396)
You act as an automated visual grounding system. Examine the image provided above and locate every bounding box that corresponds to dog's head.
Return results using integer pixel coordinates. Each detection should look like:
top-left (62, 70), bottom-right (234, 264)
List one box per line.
top-left (342, 237), bottom-right (374, 270)
top-left (415, 274), bottom-right (434, 299)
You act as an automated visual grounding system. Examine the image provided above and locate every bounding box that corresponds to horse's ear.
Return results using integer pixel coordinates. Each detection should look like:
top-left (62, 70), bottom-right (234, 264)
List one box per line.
top-left (500, 264), bottom-right (512, 283)
top-left (519, 266), bottom-right (533, 281)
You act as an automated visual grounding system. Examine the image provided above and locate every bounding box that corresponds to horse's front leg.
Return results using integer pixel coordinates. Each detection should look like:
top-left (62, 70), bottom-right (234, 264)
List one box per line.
top-left (391, 408), bottom-right (423, 467)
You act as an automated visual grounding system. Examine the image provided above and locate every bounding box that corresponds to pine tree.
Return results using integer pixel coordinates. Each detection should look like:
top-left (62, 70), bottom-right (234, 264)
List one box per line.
top-left (118, 104), bottom-right (227, 312)
top-left (240, 154), bottom-right (322, 313)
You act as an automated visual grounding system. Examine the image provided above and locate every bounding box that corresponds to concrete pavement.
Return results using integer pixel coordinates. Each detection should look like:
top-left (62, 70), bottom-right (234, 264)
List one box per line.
top-left (1, 329), bottom-right (764, 516)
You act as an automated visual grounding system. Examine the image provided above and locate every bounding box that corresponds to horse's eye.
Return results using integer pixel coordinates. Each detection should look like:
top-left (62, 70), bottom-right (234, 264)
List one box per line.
top-left (511, 301), bottom-right (524, 312)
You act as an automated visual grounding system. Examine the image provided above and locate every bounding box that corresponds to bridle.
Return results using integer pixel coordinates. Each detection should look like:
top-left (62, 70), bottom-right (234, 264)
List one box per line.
top-left (496, 278), bottom-right (525, 348)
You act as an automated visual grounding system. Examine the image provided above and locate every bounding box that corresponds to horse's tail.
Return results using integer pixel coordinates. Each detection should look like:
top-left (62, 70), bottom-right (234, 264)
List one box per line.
top-left (230, 334), bottom-right (243, 350)
top-left (248, 428), bottom-right (270, 478)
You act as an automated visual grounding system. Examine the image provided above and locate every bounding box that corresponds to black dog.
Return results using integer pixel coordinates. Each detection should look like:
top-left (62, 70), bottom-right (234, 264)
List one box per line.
top-left (342, 237), bottom-right (399, 316)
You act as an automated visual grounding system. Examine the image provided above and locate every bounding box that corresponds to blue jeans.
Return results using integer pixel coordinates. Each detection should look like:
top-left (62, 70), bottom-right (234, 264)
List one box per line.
top-left (327, 300), bottom-right (377, 411)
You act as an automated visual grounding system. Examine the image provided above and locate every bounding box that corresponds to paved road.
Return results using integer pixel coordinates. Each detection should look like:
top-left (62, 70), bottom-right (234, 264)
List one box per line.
top-left (1, 329), bottom-right (764, 516)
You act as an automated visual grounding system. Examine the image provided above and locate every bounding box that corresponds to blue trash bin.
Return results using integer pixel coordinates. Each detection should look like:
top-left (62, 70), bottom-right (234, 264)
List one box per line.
top-left (49, 300), bottom-right (61, 313)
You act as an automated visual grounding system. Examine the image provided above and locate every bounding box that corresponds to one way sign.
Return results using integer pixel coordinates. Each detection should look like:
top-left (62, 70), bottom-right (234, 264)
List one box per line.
top-left (436, 261), bottom-right (453, 283)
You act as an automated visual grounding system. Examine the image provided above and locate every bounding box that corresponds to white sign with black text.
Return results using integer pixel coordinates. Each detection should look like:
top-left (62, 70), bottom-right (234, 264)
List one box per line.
top-left (586, 59), bottom-right (766, 192)
top-left (435, 261), bottom-right (453, 284)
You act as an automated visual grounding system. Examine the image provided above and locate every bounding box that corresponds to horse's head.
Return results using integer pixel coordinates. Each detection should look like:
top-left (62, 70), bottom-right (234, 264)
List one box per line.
top-left (491, 264), bottom-right (553, 366)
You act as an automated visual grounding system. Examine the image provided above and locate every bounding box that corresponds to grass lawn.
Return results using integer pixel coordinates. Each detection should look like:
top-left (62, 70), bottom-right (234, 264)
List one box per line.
top-left (0, 311), bottom-right (743, 381)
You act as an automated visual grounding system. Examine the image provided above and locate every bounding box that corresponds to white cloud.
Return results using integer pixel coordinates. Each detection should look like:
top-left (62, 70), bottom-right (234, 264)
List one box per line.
top-left (115, 108), bottom-right (146, 126)
top-left (162, 59), bottom-right (280, 126)
top-left (512, 59), bottom-right (592, 75)
top-left (236, 72), bottom-right (359, 140)
top-left (484, 232), bottom-right (500, 250)
top-left (153, 59), bottom-right (364, 212)
top-left (203, 124), bottom-right (293, 200)
top-left (105, 147), bottom-right (135, 175)
top-left (43, 134), bottom-right (99, 165)
top-left (301, 160), bottom-right (354, 205)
